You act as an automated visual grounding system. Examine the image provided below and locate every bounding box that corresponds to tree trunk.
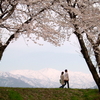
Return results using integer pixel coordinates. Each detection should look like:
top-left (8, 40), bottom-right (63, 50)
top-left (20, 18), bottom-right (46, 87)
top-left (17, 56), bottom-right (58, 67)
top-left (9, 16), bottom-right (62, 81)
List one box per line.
top-left (74, 30), bottom-right (100, 92)
top-left (0, 45), bottom-right (6, 60)
top-left (0, 34), bottom-right (14, 60)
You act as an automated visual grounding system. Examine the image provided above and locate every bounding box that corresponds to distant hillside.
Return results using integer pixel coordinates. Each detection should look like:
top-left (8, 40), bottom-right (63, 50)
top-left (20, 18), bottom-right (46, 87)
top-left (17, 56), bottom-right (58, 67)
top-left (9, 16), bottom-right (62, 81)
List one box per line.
top-left (0, 76), bottom-right (32, 87)
top-left (0, 68), bottom-right (97, 88)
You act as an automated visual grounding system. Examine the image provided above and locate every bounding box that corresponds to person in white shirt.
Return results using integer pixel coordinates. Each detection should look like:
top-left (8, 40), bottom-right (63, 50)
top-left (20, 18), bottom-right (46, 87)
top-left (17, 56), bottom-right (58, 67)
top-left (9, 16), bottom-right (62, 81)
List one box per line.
top-left (64, 69), bottom-right (69, 88)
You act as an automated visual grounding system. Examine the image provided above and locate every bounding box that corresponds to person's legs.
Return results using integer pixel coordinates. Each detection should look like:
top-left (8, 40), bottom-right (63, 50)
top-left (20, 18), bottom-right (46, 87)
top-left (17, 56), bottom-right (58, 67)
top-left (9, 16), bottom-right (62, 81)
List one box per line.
top-left (65, 80), bottom-right (69, 88)
top-left (64, 80), bottom-right (67, 85)
top-left (59, 84), bottom-right (65, 88)
top-left (60, 80), bottom-right (67, 88)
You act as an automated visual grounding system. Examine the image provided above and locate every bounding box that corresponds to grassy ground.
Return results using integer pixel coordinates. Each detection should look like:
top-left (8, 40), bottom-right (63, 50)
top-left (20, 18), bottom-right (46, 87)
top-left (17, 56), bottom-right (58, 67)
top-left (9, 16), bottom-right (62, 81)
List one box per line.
top-left (0, 87), bottom-right (100, 100)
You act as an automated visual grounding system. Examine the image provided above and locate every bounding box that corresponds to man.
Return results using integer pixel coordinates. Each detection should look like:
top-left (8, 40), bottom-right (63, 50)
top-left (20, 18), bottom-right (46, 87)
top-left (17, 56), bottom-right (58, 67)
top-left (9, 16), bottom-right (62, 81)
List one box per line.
top-left (64, 69), bottom-right (69, 88)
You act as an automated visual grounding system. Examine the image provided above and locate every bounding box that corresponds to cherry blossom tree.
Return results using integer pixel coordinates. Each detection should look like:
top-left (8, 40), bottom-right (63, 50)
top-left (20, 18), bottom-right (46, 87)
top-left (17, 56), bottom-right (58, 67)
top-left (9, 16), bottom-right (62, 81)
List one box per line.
top-left (48, 0), bottom-right (100, 91)
top-left (0, 0), bottom-right (100, 91)
top-left (0, 0), bottom-right (66, 60)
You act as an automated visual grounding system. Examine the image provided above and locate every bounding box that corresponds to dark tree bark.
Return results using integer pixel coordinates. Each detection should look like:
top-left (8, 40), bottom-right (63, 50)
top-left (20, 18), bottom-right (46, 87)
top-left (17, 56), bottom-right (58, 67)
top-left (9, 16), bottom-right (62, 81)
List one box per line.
top-left (74, 29), bottom-right (100, 92)
top-left (0, 34), bottom-right (14, 60)
top-left (63, 0), bottom-right (100, 92)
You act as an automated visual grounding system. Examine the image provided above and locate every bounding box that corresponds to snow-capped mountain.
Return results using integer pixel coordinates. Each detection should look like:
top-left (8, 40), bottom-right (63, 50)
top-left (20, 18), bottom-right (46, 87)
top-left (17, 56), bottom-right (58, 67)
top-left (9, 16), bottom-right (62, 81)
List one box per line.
top-left (0, 72), bottom-right (32, 87)
top-left (0, 68), bottom-right (97, 88)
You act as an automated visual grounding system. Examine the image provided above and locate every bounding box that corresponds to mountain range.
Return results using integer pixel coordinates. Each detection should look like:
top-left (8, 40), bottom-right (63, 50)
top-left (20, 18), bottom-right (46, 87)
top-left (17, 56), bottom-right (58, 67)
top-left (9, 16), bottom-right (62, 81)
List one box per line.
top-left (0, 68), bottom-right (97, 89)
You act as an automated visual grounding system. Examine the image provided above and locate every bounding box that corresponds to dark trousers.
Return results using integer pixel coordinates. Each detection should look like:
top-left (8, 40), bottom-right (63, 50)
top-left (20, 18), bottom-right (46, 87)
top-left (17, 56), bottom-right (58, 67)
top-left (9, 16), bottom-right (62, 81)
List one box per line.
top-left (64, 80), bottom-right (69, 88)
top-left (59, 80), bottom-right (69, 88)
top-left (59, 84), bottom-right (65, 88)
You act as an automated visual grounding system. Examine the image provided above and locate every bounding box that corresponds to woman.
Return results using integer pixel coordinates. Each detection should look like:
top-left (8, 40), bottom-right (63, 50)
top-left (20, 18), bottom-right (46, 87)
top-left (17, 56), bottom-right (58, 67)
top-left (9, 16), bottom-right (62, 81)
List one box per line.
top-left (59, 71), bottom-right (65, 88)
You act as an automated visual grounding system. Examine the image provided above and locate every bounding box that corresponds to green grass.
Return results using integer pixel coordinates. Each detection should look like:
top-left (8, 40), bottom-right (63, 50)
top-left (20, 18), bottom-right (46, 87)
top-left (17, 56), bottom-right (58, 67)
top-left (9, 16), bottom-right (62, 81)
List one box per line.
top-left (0, 87), bottom-right (100, 100)
top-left (8, 90), bottom-right (23, 100)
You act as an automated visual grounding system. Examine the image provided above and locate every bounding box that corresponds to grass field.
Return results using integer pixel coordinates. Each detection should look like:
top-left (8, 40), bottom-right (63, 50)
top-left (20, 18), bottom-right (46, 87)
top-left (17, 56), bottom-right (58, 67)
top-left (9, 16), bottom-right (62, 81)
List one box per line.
top-left (0, 87), bottom-right (100, 100)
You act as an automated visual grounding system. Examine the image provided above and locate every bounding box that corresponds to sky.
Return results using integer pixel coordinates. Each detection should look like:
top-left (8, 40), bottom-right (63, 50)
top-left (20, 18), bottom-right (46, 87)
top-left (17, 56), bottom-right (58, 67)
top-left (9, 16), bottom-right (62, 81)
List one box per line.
top-left (0, 34), bottom-right (91, 74)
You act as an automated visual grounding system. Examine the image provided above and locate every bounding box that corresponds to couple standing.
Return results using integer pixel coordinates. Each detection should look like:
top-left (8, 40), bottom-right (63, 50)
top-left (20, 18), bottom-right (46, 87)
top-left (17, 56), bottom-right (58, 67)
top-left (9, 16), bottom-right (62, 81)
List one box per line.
top-left (59, 69), bottom-right (69, 88)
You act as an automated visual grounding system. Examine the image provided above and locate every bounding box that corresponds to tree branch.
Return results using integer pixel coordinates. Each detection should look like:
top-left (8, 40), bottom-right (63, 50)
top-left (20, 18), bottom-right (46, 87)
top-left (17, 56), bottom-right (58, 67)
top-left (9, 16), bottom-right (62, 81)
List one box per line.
top-left (0, 4), bottom-right (17, 23)
top-left (86, 33), bottom-right (100, 66)
top-left (0, 34), bottom-right (14, 60)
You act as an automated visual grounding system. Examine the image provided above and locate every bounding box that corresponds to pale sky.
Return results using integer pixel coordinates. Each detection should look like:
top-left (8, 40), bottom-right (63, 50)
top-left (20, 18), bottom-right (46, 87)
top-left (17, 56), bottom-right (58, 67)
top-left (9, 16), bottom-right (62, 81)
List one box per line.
top-left (0, 34), bottom-right (91, 74)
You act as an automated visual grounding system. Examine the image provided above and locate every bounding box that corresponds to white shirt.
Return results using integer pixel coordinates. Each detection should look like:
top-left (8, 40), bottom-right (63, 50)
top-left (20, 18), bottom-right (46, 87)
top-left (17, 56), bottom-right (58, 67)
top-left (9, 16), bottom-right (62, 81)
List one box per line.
top-left (64, 72), bottom-right (69, 81)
